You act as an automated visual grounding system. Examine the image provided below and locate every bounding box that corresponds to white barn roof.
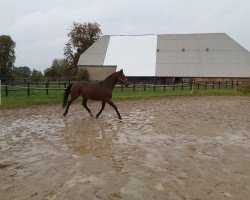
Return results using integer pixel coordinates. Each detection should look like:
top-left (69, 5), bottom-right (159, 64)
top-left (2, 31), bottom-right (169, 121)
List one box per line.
top-left (78, 33), bottom-right (250, 77)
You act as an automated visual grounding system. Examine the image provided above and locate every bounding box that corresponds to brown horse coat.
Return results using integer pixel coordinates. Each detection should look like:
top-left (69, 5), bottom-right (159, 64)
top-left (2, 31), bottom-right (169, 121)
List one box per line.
top-left (62, 69), bottom-right (128, 119)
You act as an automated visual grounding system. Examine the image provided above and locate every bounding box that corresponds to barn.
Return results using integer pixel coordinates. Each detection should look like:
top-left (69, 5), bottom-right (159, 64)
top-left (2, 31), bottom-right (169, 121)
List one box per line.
top-left (77, 33), bottom-right (250, 83)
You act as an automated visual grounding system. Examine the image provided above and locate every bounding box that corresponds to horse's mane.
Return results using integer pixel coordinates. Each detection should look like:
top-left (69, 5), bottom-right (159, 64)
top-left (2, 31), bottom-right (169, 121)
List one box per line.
top-left (96, 71), bottom-right (117, 85)
top-left (106, 71), bottom-right (117, 79)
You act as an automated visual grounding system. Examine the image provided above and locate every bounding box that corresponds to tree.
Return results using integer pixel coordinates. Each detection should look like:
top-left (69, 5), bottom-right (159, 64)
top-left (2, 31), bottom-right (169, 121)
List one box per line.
top-left (0, 35), bottom-right (16, 78)
top-left (12, 66), bottom-right (31, 78)
top-left (77, 69), bottom-right (89, 81)
top-left (44, 58), bottom-right (67, 78)
top-left (64, 22), bottom-right (102, 76)
top-left (31, 69), bottom-right (43, 80)
top-left (51, 58), bottom-right (67, 77)
top-left (44, 67), bottom-right (57, 78)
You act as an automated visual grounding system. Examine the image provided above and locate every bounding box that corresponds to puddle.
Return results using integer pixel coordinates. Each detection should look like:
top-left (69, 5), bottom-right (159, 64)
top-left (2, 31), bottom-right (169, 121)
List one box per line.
top-left (0, 97), bottom-right (250, 200)
top-left (0, 113), bottom-right (68, 179)
top-left (61, 106), bottom-right (250, 174)
top-left (0, 115), bottom-right (65, 150)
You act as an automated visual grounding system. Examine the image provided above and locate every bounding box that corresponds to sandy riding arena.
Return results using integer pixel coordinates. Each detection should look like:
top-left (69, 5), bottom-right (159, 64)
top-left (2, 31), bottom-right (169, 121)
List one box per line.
top-left (0, 96), bottom-right (250, 200)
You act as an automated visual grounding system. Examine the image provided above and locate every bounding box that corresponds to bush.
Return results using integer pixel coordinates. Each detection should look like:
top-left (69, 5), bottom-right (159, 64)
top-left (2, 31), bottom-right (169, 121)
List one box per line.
top-left (77, 69), bottom-right (89, 81)
top-left (238, 83), bottom-right (250, 94)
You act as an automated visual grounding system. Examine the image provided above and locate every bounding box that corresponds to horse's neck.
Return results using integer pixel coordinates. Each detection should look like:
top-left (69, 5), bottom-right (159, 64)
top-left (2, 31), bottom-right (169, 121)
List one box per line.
top-left (102, 73), bottom-right (118, 90)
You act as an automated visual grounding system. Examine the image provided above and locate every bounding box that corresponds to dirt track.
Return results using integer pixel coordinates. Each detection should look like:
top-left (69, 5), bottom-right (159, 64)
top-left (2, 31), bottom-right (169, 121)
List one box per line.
top-left (0, 96), bottom-right (250, 200)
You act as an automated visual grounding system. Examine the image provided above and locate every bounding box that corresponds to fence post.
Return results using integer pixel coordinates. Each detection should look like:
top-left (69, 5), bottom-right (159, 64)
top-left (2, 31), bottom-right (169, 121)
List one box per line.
top-left (154, 83), bottom-right (156, 91)
top-left (133, 84), bottom-right (135, 92)
top-left (139, 83), bottom-right (142, 97)
top-left (231, 81), bottom-right (234, 89)
top-left (197, 82), bottom-right (200, 90)
top-left (182, 82), bottom-right (184, 90)
top-left (173, 82), bottom-right (175, 91)
top-left (46, 81), bottom-right (49, 95)
top-left (219, 81), bottom-right (221, 89)
top-left (121, 85), bottom-right (123, 91)
top-left (205, 81), bottom-right (207, 89)
top-left (5, 85), bottom-right (8, 97)
top-left (27, 82), bottom-right (30, 96)
top-left (212, 82), bottom-right (214, 89)
top-left (225, 81), bottom-right (227, 89)
top-left (191, 81), bottom-right (194, 94)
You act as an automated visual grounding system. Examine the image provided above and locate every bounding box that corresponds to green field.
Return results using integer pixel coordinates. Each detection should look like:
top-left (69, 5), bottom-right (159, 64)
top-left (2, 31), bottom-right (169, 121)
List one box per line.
top-left (1, 83), bottom-right (248, 109)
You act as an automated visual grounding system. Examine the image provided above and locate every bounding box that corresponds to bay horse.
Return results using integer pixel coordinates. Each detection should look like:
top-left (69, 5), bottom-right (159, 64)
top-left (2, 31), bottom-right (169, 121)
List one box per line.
top-left (62, 69), bottom-right (129, 119)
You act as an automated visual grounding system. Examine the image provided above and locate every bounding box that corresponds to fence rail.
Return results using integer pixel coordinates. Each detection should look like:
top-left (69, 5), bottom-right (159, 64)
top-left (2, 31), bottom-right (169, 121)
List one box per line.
top-left (0, 81), bottom-right (247, 97)
top-left (0, 77), bottom-right (77, 88)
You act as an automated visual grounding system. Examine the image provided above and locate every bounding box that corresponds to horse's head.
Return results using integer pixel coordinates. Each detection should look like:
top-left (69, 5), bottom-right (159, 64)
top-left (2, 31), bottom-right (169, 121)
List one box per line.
top-left (117, 69), bottom-right (129, 87)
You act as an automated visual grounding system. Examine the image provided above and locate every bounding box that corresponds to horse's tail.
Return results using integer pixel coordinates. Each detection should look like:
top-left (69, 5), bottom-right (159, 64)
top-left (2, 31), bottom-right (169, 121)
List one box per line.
top-left (62, 83), bottom-right (73, 108)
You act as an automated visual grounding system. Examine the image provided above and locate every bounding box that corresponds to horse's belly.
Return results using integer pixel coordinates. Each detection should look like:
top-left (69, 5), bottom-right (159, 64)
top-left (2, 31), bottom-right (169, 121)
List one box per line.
top-left (79, 83), bottom-right (112, 101)
top-left (81, 89), bottom-right (110, 101)
top-left (89, 91), bottom-right (111, 101)
top-left (88, 94), bottom-right (102, 101)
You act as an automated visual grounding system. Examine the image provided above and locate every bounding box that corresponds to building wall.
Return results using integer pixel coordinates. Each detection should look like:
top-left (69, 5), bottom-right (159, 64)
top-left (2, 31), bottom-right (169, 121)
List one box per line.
top-left (156, 33), bottom-right (250, 77)
top-left (78, 34), bottom-right (250, 79)
top-left (183, 77), bottom-right (250, 83)
top-left (78, 36), bottom-right (110, 66)
top-left (103, 35), bottom-right (157, 76)
top-left (127, 76), bottom-right (250, 84)
top-left (78, 65), bottom-right (117, 81)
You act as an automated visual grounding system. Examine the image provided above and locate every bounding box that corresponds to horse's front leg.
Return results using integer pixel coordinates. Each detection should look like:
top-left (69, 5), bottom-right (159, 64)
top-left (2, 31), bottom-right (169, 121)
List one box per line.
top-left (96, 101), bottom-right (106, 118)
top-left (107, 99), bottom-right (122, 120)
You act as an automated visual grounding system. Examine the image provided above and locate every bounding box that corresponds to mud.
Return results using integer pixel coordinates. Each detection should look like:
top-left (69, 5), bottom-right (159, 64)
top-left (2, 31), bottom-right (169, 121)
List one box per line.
top-left (0, 96), bottom-right (250, 200)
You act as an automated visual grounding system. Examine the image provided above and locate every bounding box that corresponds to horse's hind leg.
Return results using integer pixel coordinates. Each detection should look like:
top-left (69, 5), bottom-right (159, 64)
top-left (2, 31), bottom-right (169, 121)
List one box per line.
top-left (63, 94), bottom-right (79, 117)
top-left (107, 99), bottom-right (122, 120)
top-left (82, 98), bottom-right (93, 117)
top-left (96, 101), bottom-right (106, 118)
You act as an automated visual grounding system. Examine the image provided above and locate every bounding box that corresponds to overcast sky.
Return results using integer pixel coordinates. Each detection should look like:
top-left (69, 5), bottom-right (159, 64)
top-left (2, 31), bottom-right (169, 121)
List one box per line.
top-left (1, 0), bottom-right (250, 72)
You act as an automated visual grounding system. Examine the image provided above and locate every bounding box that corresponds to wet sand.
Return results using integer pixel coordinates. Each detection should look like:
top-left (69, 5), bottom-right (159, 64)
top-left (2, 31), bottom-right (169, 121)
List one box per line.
top-left (0, 96), bottom-right (250, 200)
